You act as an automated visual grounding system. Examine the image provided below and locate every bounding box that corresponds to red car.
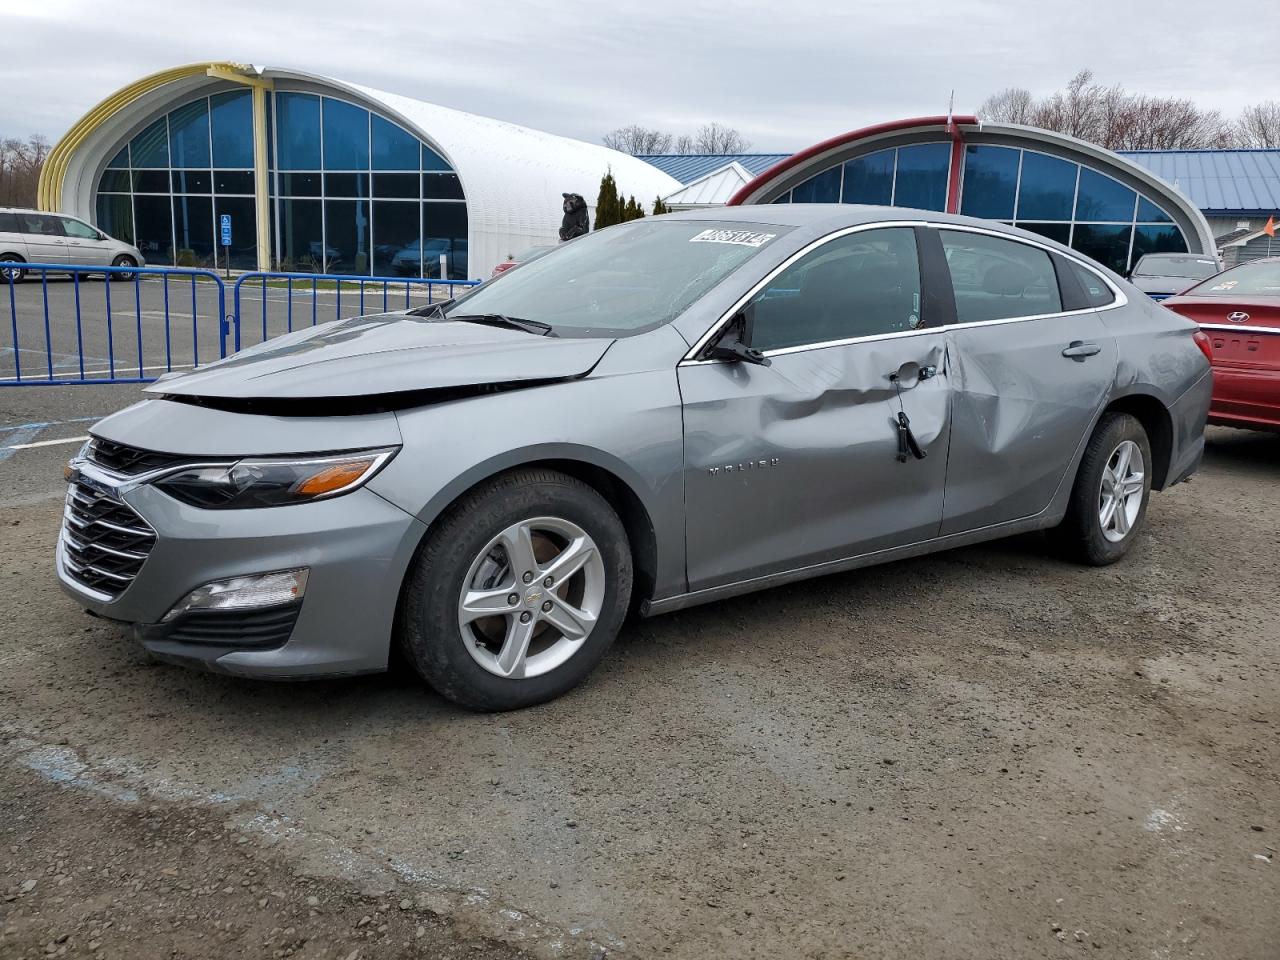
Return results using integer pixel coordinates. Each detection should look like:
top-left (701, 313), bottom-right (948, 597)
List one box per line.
top-left (1163, 257), bottom-right (1280, 432)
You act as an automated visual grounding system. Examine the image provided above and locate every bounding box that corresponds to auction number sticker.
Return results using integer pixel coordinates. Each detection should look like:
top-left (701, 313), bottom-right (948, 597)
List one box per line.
top-left (689, 229), bottom-right (777, 247)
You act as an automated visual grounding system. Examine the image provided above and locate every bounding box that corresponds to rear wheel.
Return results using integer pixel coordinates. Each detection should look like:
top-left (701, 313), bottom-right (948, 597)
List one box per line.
top-left (398, 468), bottom-right (632, 711)
top-left (1051, 412), bottom-right (1152, 565)
top-left (110, 254), bottom-right (137, 281)
top-left (0, 255), bottom-right (26, 284)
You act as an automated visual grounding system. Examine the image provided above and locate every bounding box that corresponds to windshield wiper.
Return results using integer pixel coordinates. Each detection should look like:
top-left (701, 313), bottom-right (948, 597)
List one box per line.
top-left (446, 314), bottom-right (556, 337)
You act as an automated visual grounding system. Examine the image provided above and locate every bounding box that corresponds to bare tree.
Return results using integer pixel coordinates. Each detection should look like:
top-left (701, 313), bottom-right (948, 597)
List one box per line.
top-left (692, 122), bottom-right (751, 154)
top-left (602, 122), bottom-right (751, 155)
top-left (0, 134), bottom-right (51, 208)
top-left (1236, 101), bottom-right (1280, 148)
top-left (976, 70), bottom-right (1235, 150)
top-left (602, 125), bottom-right (675, 155)
top-left (978, 87), bottom-right (1037, 125)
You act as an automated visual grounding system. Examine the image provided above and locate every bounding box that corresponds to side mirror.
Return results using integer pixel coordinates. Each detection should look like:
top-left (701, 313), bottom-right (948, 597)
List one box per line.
top-left (708, 339), bottom-right (770, 366)
top-left (703, 311), bottom-right (770, 366)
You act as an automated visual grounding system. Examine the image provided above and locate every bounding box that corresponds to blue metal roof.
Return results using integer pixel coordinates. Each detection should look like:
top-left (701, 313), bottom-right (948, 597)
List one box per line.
top-left (1119, 150), bottom-right (1280, 215)
top-left (637, 154), bottom-right (788, 184)
top-left (642, 149), bottom-right (1280, 216)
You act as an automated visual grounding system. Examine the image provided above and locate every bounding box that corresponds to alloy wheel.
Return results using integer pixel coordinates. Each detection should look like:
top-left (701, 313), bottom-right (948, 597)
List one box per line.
top-left (1098, 440), bottom-right (1145, 543)
top-left (457, 516), bottom-right (605, 679)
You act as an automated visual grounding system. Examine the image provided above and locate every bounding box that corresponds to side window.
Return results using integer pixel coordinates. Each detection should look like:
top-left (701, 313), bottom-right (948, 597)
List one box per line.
top-left (1069, 261), bottom-right (1116, 307)
top-left (749, 227), bottom-right (923, 352)
top-left (940, 230), bottom-right (1063, 323)
top-left (17, 213), bottom-right (66, 237)
top-left (0, 212), bottom-right (20, 233)
top-left (59, 217), bottom-right (100, 240)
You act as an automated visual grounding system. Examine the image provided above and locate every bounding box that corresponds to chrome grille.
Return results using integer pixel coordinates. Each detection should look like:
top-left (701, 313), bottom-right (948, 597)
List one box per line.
top-left (60, 481), bottom-right (156, 600)
top-left (87, 438), bottom-right (187, 476)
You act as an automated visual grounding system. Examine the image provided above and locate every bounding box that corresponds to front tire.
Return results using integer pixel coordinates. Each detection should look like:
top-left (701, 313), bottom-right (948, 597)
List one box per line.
top-left (1051, 412), bottom-right (1152, 565)
top-left (398, 469), bottom-right (633, 711)
top-left (110, 255), bottom-right (137, 281)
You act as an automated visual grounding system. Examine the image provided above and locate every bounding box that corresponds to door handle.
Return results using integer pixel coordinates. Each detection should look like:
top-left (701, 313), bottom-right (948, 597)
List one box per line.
top-left (888, 363), bottom-right (938, 386)
top-left (1062, 341), bottom-right (1101, 361)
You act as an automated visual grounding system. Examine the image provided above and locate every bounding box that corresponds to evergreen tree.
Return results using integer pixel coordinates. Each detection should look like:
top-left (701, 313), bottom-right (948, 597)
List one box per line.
top-left (594, 169), bottom-right (621, 229)
top-left (652, 196), bottom-right (670, 215)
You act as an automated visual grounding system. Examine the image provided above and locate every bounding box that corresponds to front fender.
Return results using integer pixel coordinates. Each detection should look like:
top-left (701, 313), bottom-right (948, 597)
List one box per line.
top-left (367, 369), bottom-right (687, 600)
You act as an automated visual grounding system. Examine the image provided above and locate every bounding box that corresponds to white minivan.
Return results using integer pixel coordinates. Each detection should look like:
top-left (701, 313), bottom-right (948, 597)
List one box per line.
top-left (0, 207), bottom-right (146, 282)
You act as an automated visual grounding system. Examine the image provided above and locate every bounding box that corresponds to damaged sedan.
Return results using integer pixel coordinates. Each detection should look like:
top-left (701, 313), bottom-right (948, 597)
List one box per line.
top-left (58, 207), bottom-right (1212, 710)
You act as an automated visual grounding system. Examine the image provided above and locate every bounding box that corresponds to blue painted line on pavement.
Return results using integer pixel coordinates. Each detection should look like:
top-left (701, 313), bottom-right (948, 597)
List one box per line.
top-left (0, 426), bottom-right (42, 464)
top-left (0, 414), bottom-right (102, 435)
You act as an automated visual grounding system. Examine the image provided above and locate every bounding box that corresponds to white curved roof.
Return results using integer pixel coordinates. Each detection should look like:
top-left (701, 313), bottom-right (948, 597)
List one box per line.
top-left (47, 64), bottom-right (681, 278)
top-left (334, 75), bottom-right (681, 274)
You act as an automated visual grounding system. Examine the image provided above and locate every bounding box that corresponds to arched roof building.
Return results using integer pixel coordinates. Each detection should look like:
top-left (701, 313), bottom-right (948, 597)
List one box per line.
top-left (38, 62), bottom-right (679, 279)
top-left (722, 115), bottom-right (1215, 276)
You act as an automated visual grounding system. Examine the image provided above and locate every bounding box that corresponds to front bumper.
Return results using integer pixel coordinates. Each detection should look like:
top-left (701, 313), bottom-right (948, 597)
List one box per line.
top-left (58, 467), bottom-right (427, 678)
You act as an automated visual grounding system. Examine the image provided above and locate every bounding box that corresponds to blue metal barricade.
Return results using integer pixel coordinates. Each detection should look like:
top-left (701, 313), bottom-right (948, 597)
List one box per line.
top-left (1, 263), bottom-right (479, 386)
top-left (1, 263), bottom-right (227, 386)
top-left (231, 271), bottom-right (477, 351)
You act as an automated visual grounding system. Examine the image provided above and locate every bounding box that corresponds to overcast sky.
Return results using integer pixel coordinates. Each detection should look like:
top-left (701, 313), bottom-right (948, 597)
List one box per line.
top-left (3, 0), bottom-right (1277, 152)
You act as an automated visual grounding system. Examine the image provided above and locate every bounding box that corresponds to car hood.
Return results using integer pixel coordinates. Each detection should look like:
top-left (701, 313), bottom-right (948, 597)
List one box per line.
top-left (146, 312), bottom-right (615, 400)
top-left (1131, 275), bottom-right (1199, 295)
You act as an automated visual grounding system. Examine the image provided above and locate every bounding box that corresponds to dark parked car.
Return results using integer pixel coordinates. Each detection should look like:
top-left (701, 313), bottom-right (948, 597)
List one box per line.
top-left (59, 206), bottom-right (1211, 710)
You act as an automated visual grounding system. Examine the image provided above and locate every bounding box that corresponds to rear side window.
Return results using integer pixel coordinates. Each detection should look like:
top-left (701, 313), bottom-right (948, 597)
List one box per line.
top-left (940, 230), bottom-right (1062, 323)
top-left (17, 213), bottom-right (65, 237)
top-left (1069, 261), bottom-right (1115, 307)
top-left (0, 212), bottom-right (20, 233)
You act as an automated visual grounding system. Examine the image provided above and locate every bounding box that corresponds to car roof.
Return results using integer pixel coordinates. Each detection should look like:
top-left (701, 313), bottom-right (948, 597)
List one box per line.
top-left (659, 203), bottom-right (1122, 273)
top-left (1135, 252), bottom-right (1215, 261)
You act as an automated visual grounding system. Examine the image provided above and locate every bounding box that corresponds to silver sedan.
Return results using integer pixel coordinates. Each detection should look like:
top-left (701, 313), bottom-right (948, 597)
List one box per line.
top-left (58, 206), bottom-right (1212, 710)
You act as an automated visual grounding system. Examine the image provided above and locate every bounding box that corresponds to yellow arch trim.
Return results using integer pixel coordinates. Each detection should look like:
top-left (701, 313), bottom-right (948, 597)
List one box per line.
top-left (37, 61), bottom-right (249, 211)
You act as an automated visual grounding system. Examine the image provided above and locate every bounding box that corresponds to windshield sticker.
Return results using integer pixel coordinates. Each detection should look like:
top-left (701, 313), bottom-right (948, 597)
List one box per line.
top-left (690, 229), bottom-right (777, 247)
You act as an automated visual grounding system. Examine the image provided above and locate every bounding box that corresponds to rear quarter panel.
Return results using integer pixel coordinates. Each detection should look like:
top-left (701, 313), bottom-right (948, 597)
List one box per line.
top-left (1098, 293), bottom-right (1211, 484)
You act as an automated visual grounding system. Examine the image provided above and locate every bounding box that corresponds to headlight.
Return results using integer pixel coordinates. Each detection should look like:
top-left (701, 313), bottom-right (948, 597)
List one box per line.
top-left (155, 448), bottom-right (397, 509)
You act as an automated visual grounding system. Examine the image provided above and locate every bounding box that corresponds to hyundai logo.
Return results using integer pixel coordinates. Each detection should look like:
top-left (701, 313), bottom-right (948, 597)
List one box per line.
top-left (1227, 311), bottom-right (1250, 323)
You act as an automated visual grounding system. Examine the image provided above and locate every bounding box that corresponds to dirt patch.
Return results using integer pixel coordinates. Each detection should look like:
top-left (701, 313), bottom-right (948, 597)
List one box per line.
top-left (1, 424), bottom-right (1278, 959)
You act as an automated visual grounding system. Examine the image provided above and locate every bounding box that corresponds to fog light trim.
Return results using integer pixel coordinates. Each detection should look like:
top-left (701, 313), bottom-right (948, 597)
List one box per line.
top-left (162, 568), bottom-right (309, 622)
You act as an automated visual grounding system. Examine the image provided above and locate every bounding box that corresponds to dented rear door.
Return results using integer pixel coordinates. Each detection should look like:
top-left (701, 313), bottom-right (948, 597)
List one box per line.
top-left (934, 227), bottom-right (1117, 535)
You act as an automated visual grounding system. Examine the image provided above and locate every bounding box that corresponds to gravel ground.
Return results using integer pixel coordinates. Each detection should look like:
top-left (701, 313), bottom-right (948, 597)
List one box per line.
top-left (1, 388), bottom-right (1278, 959)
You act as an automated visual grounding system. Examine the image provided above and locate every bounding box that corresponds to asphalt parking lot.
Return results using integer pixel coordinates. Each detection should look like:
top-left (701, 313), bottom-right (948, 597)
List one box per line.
top-left (1, 385), bottom-right (1278, 959)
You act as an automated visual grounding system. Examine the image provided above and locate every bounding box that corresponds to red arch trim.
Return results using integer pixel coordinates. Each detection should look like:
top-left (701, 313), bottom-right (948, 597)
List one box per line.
top-left (725, 115), bottom-right (978, 207)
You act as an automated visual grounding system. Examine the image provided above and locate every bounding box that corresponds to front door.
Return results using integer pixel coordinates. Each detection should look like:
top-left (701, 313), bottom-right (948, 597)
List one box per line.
top-left (58, 216), bottom-right (113, 266)
top-left (934, 227), bottom-right (1117, 534)
top-left (680, 225), bottom-right (952, 592)
top-left (15, 212), bottom-right (68, 264)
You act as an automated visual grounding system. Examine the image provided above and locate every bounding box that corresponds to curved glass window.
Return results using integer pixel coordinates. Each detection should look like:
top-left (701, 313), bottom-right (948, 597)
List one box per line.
top-left (1015, 152), bottom-right (1076, 221)
top-left (276, 93), bottom-right (321, 171)
top-left (784, 143), bottom-right (951, 212)
top-left (894, 144), bottom-right (950, 211)
top-left (168, 99), bottom-right (210, 169)
top-left (775, 140), bottom-right (1192, 274)
top-left (842, 150), bottom-right (894, 205)
top-left (210, 91), bottom-right (253, 168)
top-left (791, 166), bottom-right (841, 203)
top-left (94, 89), bottom-right (467, 277)
top-left (960, 145), bottom-right (1019, 220)
top-left (1075, 168), bottom-right (1136, 222)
